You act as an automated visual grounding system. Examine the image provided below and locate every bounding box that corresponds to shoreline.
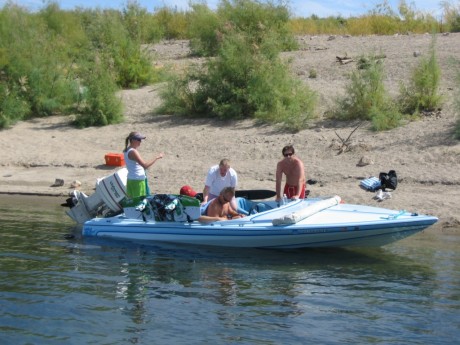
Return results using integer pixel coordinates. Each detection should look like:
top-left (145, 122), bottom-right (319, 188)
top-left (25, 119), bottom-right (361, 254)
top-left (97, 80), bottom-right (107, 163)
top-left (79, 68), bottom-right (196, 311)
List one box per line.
top-left (0, 190), bottom-right (456, 236)
top-left (1, 171), bottom-right (458, 234)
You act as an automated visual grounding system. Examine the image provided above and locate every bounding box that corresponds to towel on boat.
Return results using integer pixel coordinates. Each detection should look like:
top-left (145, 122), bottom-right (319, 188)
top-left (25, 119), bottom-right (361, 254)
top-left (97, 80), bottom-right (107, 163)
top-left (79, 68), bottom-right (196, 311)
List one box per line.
top-left (272, 196), bottom-right (341, 226)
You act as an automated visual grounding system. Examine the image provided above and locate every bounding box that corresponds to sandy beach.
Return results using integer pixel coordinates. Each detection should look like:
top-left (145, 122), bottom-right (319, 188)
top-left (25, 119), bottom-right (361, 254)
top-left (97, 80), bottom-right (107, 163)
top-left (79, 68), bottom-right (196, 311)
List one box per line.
top-left (1, 33), bottom-right (459, 232)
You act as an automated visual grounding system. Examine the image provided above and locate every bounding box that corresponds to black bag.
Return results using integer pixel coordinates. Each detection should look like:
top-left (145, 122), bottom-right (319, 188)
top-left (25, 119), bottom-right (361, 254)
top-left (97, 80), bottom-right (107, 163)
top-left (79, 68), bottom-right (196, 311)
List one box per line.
top-left (379, 170), bottom-right (397, 191)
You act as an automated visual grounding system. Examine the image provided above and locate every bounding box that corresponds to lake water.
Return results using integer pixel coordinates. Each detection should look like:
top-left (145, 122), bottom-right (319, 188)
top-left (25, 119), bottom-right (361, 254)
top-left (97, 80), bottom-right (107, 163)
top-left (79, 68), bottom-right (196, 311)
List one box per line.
top-left (1, 195), bottom-right (459, 345)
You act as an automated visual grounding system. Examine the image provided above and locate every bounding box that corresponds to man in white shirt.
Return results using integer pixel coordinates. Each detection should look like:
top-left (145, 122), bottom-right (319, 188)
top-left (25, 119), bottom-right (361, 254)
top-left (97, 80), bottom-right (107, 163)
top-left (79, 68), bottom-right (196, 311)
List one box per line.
top-left (202, 159), bottom-right (238, 207)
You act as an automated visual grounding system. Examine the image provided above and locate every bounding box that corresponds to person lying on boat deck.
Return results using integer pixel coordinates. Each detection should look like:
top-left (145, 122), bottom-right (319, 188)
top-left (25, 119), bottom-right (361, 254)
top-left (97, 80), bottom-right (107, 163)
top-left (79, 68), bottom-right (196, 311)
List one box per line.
top-left (123, 131), bottom-right (164, 198)
top-left (202, 159), bottom-right (238, 209)
top-left (275, 145), bottom-right (306, 201)
top-left (198, 187), bottom-right (245, 223)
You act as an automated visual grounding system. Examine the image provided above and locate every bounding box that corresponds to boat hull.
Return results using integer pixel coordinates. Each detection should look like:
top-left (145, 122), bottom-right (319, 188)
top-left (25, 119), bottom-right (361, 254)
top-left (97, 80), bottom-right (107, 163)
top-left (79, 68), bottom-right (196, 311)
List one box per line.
top-left (82, 199), bottom-right (438, 248)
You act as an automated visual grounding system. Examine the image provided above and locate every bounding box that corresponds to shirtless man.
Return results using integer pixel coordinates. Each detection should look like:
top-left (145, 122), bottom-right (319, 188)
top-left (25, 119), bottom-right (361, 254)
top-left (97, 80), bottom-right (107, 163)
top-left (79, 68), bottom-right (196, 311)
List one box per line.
top-left (198, 187), bottom-right (245, 223)
top-left (275, 145), bottom-right (306, 201)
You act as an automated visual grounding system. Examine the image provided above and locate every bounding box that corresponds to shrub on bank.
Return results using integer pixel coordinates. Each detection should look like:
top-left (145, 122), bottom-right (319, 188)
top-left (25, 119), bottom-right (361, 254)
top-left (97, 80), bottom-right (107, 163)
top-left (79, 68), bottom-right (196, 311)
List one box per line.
top-left (0, 4), bottom-right (155, 128)
top-left (189, 0), bottom-right (297, 57)
top-left (80, 8), bottom-right (154, 89)
top-left (441, 1), bottom-right (460, 32)
top-left (160, 27), bottom-right (316, 131)
top-left (398, 36), bottom-right (442, 116)
top-left (332, 35), bottom-right (443, 132)
top-left (0, 4), bottom-right (82, 124)
top-left (74, 56), bottom-right (123, 127)
top-left (290, 1), bottom-right (439, 36)
top-left (188, 3), bottom-right (221, 57)
top-left (333, 54), bottom-right (401, 130)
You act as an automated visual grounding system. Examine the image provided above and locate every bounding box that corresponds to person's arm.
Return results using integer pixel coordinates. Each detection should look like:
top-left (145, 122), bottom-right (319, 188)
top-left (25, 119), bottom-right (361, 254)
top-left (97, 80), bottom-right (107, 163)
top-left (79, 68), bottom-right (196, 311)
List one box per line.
top-left (227, 205), bottom-right (245, 219)
top-left (202, 185), bottom-right (210, 204)
top-left (231, 168), bottom-right (238, 187)
top-left (202, 167), bottom-right (215, 204)
top-left (129, 150), bottom-right (164, 169)
top-left (275, 162), bottom-right (283, 201)
top-left (197, 215), bottom-right (226, 223)
top-left (198, 207), bottom-right (244, 222)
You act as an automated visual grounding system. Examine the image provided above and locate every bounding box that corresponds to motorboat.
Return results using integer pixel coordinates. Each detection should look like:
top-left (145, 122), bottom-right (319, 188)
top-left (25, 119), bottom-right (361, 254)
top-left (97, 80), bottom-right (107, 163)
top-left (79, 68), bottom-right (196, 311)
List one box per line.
top-left (64, 170), bottom-right (438, 248)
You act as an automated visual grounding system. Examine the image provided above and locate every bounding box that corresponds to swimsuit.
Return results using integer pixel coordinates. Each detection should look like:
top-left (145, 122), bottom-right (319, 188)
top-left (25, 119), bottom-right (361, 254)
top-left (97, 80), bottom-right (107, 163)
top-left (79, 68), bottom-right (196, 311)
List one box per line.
top-left (283, 183), bottom-right (306, 199)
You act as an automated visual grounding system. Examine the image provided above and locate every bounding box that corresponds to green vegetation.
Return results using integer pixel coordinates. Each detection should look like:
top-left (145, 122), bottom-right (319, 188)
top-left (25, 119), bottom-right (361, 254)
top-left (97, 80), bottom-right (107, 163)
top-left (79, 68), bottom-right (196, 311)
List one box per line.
top-left (187, 3), bottom-right (222, 57)
top-left (398, 37), bottom-right (442, 116)
top-left (333, 54), bottom-right (401, 131)
top-left (73, 56), bottom-right (123, 127)
top-left (160, 13), bottom-right (316, 131)
top-left (0, 2), bottom-right (155, 128)
top-left (0, 4), bottom-right (82, 126)
top-left (289, 0), bottom-right (440, 35)
top-left (160, 0), bottom-right (314, 131)
top-left (441, 1), bottom-right (460, 32)
top-left (188, 0), bottom-right (297, 57)
top-left (332, 35), bottom-right (442, 131)
top-left (0, 0), bottom-right (458, 135)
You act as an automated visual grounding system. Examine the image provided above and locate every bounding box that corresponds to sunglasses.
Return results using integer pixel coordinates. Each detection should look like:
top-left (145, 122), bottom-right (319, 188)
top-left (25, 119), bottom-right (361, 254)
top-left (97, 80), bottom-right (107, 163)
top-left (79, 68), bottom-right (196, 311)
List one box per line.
top-left (283, 153), bottom-right (293, 157)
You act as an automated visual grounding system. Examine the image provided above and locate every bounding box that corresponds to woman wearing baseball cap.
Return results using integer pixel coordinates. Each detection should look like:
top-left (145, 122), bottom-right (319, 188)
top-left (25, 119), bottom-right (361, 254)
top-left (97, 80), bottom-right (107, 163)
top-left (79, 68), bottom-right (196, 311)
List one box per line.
top-left (123, 131), bottom-right (164, 198)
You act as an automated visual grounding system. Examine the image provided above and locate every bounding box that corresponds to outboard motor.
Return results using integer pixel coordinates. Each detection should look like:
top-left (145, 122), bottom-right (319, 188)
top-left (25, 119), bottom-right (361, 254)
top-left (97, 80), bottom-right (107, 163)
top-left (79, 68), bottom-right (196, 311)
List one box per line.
top-left (66, 168), bottom-right (128, 224)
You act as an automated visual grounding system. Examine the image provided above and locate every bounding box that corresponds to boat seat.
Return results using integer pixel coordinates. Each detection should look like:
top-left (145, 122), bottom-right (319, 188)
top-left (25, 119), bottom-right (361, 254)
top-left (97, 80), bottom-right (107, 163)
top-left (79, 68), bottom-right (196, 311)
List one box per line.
top-left (237, 197), bottom-right (273, 215)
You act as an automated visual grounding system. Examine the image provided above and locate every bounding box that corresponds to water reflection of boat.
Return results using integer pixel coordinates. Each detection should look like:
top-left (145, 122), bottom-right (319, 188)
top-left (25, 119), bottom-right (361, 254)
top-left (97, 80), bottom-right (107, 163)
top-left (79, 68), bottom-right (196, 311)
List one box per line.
top-left (72, 238), bottom-right (436, 319)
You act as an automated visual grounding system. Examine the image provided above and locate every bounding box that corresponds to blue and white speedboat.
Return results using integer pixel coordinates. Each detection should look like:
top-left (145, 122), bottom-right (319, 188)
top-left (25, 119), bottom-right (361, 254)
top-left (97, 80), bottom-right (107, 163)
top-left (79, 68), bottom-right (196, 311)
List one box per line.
top-left (64, 169), bottom-right (437, 248)
top-left (80, 195), bottom-right (437, 249)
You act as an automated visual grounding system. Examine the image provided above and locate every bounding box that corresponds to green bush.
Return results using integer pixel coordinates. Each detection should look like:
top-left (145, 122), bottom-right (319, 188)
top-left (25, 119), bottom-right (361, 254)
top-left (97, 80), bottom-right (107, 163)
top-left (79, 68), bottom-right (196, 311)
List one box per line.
top-left (250, 59), bottom-right (317, 131)
top-left (121, 2), bottom-right (150, 42)
top-left (74, 56), bottom-right (123, 127)
top-left (112, 39), bottom-right (153, 88)
top-left (80, 8), bottom-right (154, 89)
top-left (0, 4), bottom-right (154, 128)
top-left (398, 36), bottom-right (441, 115)
top-left (188, 3), bottom-right (221, 57)
top-left (441, 1), bottom-right (460, 32)
top-left (0, 5), bottom-right (82, 122)
top-left (332, 53), bottom-right (402, 130)
top-left (218, 0), bottom-right (298, 51)
top-left (189, 0), bottom-right (297, 57)
top-left (0, 83), bottom-right (31, 128)
top-left (160, 27), bottom-right (316, 131)
top-left (369, 104), bottom-right (402, 131)
top-left (151, 6), bottom-right (189, 40)
top-left (290, 1), bottom-right (440, 36)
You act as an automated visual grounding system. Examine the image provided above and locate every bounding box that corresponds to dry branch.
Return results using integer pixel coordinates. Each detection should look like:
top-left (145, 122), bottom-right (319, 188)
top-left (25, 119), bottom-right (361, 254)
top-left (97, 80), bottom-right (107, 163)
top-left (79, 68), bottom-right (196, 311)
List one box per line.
top-left (336, 56), bottom-right (354, 64)
top-left (334, 122), bottom-right (363, 154)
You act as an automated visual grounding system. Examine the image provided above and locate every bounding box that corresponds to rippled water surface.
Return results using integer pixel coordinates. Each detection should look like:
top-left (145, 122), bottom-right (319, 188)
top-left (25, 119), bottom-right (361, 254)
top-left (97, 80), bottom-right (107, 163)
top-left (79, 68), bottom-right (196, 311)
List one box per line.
top-left (1, 195), bottom-right (459, 345)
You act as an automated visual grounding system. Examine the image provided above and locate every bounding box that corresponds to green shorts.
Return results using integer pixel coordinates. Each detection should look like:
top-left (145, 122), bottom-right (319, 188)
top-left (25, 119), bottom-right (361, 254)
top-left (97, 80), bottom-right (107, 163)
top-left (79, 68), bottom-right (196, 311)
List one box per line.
top-left (126, 179), bottom-right (148, 198)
